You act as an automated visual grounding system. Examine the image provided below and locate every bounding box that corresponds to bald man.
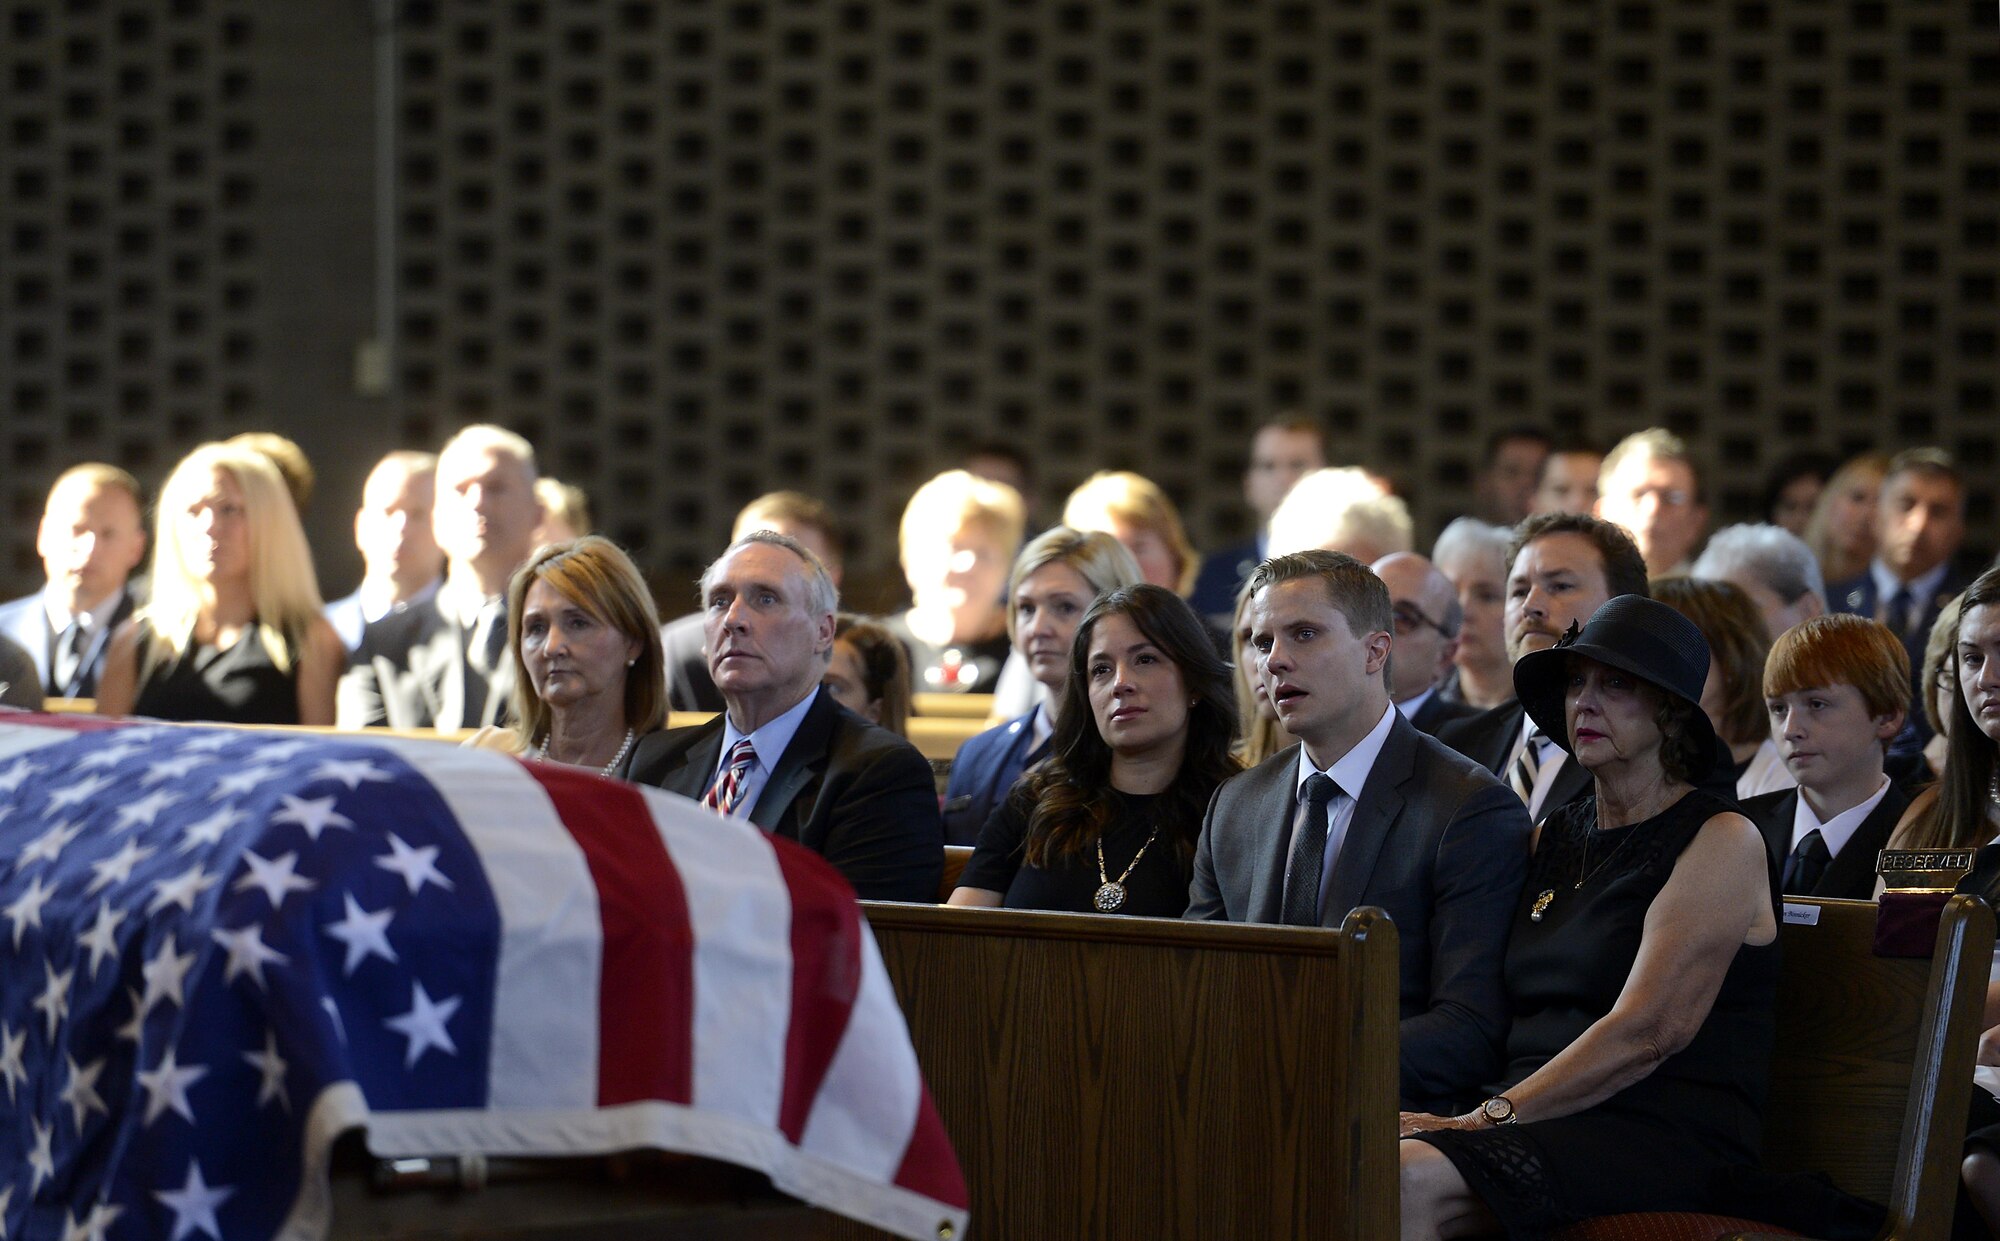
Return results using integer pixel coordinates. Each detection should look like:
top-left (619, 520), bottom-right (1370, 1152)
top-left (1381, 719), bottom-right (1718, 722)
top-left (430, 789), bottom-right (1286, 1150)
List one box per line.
top-left (1373, 552), bottom-right (1479, 737)
top-left (0, 464), bottom-right (148, 698)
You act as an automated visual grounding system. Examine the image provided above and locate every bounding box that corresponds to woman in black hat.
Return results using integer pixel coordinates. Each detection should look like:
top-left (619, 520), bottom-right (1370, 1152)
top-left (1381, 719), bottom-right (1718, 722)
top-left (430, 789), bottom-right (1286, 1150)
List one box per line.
top-left (1398, 595), bottom-right (1781, 1238)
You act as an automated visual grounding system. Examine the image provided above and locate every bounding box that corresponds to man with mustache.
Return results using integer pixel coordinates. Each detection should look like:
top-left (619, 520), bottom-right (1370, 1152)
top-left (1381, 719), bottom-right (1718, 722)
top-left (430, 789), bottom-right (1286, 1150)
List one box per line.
top-left (1435, 512), bottom-right (1652, 824)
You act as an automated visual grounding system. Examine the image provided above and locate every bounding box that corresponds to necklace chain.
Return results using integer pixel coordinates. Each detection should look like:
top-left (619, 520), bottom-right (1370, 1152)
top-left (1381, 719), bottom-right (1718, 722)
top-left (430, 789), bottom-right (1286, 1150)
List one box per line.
top-left (1574, 822), bottom-right (1641, 890)
top-left (1092, 825), bottom-right (1163, 913)
top-left (532, 727), bottom-right (637, 778)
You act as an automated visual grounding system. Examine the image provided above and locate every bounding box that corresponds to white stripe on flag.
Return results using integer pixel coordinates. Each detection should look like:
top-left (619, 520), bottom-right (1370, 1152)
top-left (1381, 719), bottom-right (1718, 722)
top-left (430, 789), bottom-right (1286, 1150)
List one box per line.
top-left (0, 719), bottom-right (86, 762)
top-left (641, 786), bottom-right (793, 1126)
top-left (373, 738), bottom-right (602, 1110)
top-left (797, 928), bottom-right (922, 1181)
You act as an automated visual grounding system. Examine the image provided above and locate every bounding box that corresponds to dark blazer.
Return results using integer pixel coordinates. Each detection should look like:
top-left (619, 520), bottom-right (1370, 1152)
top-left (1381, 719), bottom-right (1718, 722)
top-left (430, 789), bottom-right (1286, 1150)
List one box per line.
top-left (1187, 712), bottom-right (1533, 1112)
top-left (1188, 536), bottom-right (1262, 624)
top-left (337, 596), bottom-right (514, 730)
top-left (1434, 697), bottom-right (1594, 823)
top-left (941, 711), bottom-right (1048, 846)
top-left (1742, 782), bottom-right (1909, 901)
top-left (661, 611), bottom-right (725, 713)
top-left (628, 687), bottom-right (944, 903)
top-left (1408, 690), bottom-right (1480, 738)
top-left (1828, 566), bottom-right (1967, 757)
top-left (0, 633), bottom-right (43, 708)
top-left (0, 585), bottom-right (137, 698)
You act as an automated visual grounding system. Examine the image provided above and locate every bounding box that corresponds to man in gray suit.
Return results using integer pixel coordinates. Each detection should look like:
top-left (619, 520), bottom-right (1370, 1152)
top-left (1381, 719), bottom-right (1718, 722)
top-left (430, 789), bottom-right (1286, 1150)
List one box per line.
top-left (0, 464), bottom-right (148, 699)
top-left (1188, 550), bottom-right (1531, 1113)
top-left (338, 425), bottom-right (544, 729)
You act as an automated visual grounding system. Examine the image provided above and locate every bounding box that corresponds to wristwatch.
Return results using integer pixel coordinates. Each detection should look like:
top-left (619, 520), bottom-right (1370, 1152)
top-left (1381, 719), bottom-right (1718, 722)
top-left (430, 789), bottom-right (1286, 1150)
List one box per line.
top-left (1479, 1096), bottom-right (1518, 1126)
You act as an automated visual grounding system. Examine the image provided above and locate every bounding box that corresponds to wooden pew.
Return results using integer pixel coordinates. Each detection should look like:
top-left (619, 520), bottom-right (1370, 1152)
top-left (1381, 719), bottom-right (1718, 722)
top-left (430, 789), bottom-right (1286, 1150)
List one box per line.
top-left (910, 692), bottom-right (995, 720)
top-left (846, 903), bottom-right (1402, 1239)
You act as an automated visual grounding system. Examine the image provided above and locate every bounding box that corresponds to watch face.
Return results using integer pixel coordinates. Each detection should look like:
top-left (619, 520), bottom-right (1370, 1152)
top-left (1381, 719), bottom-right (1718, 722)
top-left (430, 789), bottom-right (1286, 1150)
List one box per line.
top-left (1482, 1097), bottom-right (1511, 1123)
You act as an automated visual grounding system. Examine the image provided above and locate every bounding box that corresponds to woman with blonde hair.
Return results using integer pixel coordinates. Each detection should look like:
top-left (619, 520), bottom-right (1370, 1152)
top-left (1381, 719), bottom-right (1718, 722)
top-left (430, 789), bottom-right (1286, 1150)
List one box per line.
top-left (1062, 470), bottom-right (1201, 597)
top-left (1803, 452), bottom-right (1889, 587)
top-left (1231, 575), bottom-right (1296, 767)
top-left (889, 469), bottom-right (1026, 693)
top-left (98, 442), bottom-right (345, 724)
top-left (467, 535), bottom-right (667, 778)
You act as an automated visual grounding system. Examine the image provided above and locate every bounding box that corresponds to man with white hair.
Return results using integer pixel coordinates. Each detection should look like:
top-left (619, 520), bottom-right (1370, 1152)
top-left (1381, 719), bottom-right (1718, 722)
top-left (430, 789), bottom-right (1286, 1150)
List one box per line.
top-left (0, 463), bottom-right (149, 697)
top-left (339, 425), bottom-right (545, 729)
top-left (1266, 467), bottom-right (1414, 564)
top-left (629, 531), bottom-right (943, 902)
top-left (1691, 524), bottom-right (1827, 640)
top-left (325, 451), bottom-right (444, 650)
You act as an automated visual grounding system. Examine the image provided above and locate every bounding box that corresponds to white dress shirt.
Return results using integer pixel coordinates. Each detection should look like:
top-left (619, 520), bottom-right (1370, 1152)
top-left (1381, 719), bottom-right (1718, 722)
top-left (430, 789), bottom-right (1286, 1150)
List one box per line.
top-left (1285, 703), bottom-right (1397, 912)
top-left (1509, 715), bottom-right (1571, 821)
top-left (1789, 774), bottom-right (1893, 862)
top-left (710, 685), bottom-right (822, 819)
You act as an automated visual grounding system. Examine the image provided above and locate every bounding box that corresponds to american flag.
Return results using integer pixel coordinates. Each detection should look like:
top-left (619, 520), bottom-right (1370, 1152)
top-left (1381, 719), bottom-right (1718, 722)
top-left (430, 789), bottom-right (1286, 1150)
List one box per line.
top-left (0, 714), bottom-right (967, 1241)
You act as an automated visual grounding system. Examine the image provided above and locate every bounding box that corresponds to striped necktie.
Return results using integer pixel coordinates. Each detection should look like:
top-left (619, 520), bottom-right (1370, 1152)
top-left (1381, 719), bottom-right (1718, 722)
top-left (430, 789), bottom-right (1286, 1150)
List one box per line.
top-left (1508, 729), bottom-right (1543, 806)
top-left (703, 738), bottom-right (758, 816)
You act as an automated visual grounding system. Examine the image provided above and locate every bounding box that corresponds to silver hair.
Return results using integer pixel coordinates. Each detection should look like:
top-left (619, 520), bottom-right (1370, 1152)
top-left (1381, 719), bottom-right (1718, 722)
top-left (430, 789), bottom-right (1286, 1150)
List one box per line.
top-left (1430, 516), bottom-right (1512, 570)
top-left (1691, 523), bottom-right (1826, 606)
top-left (700, 528), bottom-right (841, 620)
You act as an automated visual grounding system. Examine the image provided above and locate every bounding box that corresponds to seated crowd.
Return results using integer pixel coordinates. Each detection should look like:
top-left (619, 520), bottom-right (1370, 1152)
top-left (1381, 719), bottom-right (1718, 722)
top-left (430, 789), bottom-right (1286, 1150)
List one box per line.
top-left (7, 418), bottom-right (2000, 1237)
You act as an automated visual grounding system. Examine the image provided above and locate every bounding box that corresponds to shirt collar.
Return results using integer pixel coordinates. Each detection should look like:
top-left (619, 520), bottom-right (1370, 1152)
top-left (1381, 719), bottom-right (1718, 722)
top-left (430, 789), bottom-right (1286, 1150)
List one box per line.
top-left (1870, 558), bottom-right (1950, 605)
top-left (719, 685), bottom-right (822, 776)
top-left (1395, 685), bottom-right (1436, 722)
top-left (1294, 702), bottom-right (1397, 800)
top-left (1029, 702), bottom-right (1054, 749)
top-left (361, 576), bottom-right (441, 625)
top-left (1793, 774), bottom-right (1893, 859)
top-left (1519, 710), bottom-right (1557, 750)
top-left (438, 576), bottom-right (503, 629)
top-left (43, 585), bottom-right (122, 636)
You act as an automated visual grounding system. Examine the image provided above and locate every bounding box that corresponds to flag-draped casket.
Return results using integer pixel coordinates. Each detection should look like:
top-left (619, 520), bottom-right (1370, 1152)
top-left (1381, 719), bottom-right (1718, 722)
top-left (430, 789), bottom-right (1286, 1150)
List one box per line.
top-left (0, 715), bottom-right (967, 1241)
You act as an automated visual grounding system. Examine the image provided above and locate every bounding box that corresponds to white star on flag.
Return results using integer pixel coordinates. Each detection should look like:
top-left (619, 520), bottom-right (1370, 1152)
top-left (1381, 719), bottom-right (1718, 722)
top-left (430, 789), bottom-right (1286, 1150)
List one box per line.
top-left (140, 937), bottom-right (197, 1014)
top-left (176, 730), bottom-right (238, 752)
top-left (77, 901), bottom-right (126, 978)
top-left (375, 833), bottom-right (455, 895)
top-left (0, 1186), bottom-right (12, 1235)
top-left (135, 1048), bottom-right (209, 1126)
top-left (324, 892), bottom-right (398, 975)
top-left (0, 1022), bottom-right (25, 1101)
top-left (85, 839), bottom-right (155, 894)
top-left (114, 986), bottom-right (146, 1045)
top-left (211, 763), bottom-right (281, 799)
top-left (113, 788), bottom-right (180, 833)
top-left (309, 757), bottom-right (394, 789)
top-left (177, 806), bottom-right (241, 852)
top-left (27, 1119), bottom-right (54, 1192)
top-left (32, 959), bottom-right (74, 1038)
top-left (232, 850), bottom-right (316, 909)
top-left (73, 738), bottom-right (150, 770)
top-left (243, 1028), bottom-right (289, 1111)
top-left (271, 793), bottom-right (355, 841)
top-left (0, 756), bottom-right (34, 793)
top-left (155, 1161), bottom-right (233, 1241)
top-left (321, 996), bottom-right (348, 1044)
top-left (211, 923), bottom-right (287, 989)
top-left (4, 875), bottom-right (55, 947)
top-left (384, 980), bottom-right (463, 1068)
top-left (17, 818), bottom-right (82, 868)
top-left (255, 739), bottom-right (314, 763)
top-left (141, 754), bottom-right (205, 784)
top-left (68, 1202), bottom-right (121, 1241)
top-left (46, 772), bottom-right (112, 810)
top-left (60, 1053), bottom-right (107, 1131)
top-left (148, 863), bottom-right (218, 915)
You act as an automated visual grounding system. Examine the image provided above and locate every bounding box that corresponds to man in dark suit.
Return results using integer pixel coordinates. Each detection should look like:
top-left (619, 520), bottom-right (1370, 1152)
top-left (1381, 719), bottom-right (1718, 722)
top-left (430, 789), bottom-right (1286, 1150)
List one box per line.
top-left (1372, 552), bottom-right (1479, 738)
top-left (1435, 512), bottom-right (1653, 825)
top-left (1186, 418), bottom-right (1326, 625)
top-left (338, 425), bottom-right (544, 729)
top-left (0, 464), bottom-right (147, 699)
top-left (1743, 613), bottom-right (1915, 900)
top-left (1825, 448), bottom-right (1969, 759)
top-left (663, 491), bottom-right (846, 713)
top-left (1188, 550), bottom-right (1532, 1113)
top-left (631, 531), bottom-right (942, 903)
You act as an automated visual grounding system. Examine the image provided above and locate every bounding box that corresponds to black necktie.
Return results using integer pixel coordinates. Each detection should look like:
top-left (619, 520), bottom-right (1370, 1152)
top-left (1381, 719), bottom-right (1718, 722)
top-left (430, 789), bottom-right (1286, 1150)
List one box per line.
top-left (50, 621), bottom-right (85, 695)
top-left (1783, 828), bottom-right (1831, 895)
top-left (1882, 587), bottom-right (1915, 640)
top-left (1281, 774), bottom-right (1341, 927)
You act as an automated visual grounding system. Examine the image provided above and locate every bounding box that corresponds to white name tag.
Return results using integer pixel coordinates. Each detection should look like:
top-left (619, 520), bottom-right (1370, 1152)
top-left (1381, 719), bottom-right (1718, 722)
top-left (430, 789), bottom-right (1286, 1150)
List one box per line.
top-left (1782, 903), bottom-right (1821, 926)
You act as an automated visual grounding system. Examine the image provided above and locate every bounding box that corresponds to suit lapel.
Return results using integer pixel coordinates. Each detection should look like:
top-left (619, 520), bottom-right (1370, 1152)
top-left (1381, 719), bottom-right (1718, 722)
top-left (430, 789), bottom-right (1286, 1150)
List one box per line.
top-left (661, 718), bottom-right (729, 801)
top-left (3, 596), bottom-right (52, 689)
top-left (429, 618), bottom-right (467, 730)
top-left (1321, 716), bottom-right (1418, 924)
top-left (749, 690), bottom-right (836, 836)
top-left (1245, 753), bottom-right (1301, 923)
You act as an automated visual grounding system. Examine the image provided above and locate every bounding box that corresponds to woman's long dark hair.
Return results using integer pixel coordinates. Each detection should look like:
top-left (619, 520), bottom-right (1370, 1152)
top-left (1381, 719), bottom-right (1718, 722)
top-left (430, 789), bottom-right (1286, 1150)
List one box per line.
top-left (1021, 584), bottom-right (1241, 866)
top-left (1904, 566), bottom-right (2000, 850)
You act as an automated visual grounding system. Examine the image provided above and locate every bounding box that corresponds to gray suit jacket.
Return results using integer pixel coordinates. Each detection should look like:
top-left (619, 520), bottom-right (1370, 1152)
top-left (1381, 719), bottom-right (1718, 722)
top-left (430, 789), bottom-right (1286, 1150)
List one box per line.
top-left (337, 596), bottom-right (514, 730)
top-left (1187, 712), bottom-right (1532, 1112)
top-left (0, 585), bottom-right (136, 699)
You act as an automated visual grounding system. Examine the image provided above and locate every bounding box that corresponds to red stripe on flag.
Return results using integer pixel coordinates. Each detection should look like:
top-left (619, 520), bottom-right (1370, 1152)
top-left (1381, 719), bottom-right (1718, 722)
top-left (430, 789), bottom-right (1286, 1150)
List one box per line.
top-left (527, 764), bottom-right (696, 1106)
top-left (770, 843), bottom-right (863, 1142)
top-left (892, 1085), bottom-right (970, 1210)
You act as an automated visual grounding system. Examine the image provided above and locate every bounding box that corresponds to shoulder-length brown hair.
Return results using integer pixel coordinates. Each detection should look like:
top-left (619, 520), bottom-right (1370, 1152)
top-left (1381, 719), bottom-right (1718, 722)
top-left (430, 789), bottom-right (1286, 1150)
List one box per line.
top-left (1021, 584), bottom-right (1240, 866)
top-left (505, 536), bottom-right (667, 750)
top-left (1901, 567), bottom-right (2000, 850)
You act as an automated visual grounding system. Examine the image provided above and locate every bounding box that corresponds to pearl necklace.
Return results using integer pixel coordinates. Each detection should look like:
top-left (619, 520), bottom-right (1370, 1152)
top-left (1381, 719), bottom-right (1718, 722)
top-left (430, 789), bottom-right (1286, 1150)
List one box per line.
top-left (532, 728), bottom-right (636, 777)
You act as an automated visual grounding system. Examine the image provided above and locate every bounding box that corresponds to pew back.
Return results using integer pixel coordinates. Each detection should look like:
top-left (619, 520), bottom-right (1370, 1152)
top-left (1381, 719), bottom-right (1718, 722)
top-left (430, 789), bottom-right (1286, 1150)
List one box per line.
top-left (849, 902), bottom-right (1402, 1239)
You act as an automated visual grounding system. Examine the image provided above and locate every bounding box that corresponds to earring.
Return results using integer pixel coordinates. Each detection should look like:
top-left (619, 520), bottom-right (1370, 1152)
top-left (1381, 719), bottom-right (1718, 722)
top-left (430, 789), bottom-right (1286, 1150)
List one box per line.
top-left (627, 658), bottom-right (637, 667)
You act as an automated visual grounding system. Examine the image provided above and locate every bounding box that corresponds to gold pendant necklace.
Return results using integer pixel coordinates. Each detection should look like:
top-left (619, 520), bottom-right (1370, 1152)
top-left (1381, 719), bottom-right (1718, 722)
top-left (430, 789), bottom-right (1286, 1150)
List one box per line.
top-left (1530, 820), bottom-right (1642, 922)
top-left (1093, 825), bottom-right (1163, 913)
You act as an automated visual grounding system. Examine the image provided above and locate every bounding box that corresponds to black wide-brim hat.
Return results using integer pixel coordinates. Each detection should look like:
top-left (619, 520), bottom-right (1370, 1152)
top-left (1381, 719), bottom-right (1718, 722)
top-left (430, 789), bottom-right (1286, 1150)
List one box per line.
top-left (1512, 594), bottom-right (1722, 778)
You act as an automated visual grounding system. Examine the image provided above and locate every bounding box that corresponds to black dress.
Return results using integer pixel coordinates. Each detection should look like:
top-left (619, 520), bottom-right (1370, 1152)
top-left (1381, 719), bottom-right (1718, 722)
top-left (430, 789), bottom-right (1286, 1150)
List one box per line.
top-left (1415, 789), bottom-right (1780, 1235)
top-left (131, 618), bottom-right (301, 725)
top-left (960, 787), bottom-right (1192, 917)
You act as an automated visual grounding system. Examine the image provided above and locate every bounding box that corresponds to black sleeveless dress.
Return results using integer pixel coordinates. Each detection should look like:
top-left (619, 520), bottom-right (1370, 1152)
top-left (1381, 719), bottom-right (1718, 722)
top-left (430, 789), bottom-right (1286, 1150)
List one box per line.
top-left (1415, 788), bottom-right (1781, 1234)
top-left (131, 617), bottom-right (301, 725)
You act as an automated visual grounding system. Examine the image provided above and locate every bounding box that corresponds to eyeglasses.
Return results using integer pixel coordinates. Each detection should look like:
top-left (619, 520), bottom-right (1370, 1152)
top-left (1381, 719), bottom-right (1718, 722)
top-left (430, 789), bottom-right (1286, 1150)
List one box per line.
top-left (1391, 603), bottom-right (1453, 638)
